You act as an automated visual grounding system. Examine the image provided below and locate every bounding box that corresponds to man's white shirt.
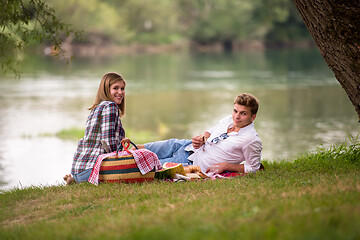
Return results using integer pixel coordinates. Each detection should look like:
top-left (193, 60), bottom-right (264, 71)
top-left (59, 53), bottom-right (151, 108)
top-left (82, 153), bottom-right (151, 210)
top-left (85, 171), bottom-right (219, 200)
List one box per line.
top-left (186, 115), bottom-right (262, 175)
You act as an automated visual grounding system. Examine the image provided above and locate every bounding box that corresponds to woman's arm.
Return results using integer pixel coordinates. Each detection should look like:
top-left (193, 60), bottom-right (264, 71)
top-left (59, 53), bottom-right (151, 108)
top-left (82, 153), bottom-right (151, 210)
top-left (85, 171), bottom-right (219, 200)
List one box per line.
top-left (100, 103), bottom-right (120, 152)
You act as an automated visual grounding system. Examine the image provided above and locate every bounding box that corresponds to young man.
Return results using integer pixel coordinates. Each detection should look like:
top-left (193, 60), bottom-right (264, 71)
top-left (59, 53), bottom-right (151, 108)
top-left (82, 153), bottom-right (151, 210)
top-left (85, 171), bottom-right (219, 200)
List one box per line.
top-left (140, 93), bottom-right (262, 176)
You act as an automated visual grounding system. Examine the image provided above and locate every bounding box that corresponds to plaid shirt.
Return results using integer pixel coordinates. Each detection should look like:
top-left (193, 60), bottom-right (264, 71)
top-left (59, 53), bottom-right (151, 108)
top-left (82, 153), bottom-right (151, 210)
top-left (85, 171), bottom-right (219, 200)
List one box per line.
top-left (71, 101), bottom-right (125, 175)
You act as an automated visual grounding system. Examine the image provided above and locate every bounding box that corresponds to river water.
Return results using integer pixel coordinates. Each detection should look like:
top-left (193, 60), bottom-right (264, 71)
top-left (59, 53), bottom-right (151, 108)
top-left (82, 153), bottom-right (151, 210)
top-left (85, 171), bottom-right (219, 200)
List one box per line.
top-left (0, 48), bottom-right (358, 190)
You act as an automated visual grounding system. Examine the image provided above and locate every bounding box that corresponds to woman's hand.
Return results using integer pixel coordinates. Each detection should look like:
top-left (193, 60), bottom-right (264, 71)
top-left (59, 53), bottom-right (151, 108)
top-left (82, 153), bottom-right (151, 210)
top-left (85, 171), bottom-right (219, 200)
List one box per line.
top-left (120, 138), bottom-right (131, 149)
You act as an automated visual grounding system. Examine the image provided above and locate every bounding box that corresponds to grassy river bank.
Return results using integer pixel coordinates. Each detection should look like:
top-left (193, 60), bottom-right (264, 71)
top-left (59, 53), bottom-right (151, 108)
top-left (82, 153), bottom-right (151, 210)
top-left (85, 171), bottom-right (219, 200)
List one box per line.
top-left (1, 136), bottom-right (359, 240)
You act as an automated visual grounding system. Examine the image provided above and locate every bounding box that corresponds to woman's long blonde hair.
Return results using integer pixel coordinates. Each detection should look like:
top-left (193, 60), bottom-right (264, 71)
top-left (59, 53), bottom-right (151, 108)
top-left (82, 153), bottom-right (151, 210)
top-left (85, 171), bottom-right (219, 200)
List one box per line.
top-left (89, 72), bottom-right (126, 118)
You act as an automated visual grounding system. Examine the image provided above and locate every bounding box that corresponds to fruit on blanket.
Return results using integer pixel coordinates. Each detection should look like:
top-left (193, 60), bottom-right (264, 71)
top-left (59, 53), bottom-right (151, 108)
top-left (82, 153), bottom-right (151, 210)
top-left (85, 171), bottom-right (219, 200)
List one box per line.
top-left (163, 162), bottom-right (181, 169)
top-left (155, 162), bottom-right (186, 179)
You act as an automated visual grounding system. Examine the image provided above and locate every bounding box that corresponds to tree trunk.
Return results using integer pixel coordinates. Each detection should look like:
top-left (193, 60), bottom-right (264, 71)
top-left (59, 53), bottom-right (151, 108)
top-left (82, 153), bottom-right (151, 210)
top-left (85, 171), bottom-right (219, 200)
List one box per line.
top-left (293, 0), bottom-right (360, 122)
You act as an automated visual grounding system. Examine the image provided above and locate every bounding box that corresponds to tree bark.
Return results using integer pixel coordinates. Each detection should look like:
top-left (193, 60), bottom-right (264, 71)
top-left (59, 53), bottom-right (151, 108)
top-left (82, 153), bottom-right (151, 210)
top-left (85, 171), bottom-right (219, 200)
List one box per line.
top-left (293, 0), bottom-right (360, 122)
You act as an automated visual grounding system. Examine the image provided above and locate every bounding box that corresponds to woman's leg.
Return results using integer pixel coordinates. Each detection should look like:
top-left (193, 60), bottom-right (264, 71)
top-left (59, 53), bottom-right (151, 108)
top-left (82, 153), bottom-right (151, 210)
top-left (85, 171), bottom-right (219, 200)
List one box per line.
top-left (72, 168), bottom-right (93, 183)
top-left (63, 174), bottom-right (76, 185)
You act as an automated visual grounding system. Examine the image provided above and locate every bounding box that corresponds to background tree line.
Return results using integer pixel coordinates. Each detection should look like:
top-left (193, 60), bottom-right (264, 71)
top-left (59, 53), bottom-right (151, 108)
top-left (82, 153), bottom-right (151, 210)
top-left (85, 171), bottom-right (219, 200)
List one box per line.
top-left (2, 0), bottom-right (359, 120)
top-left (47, 0), bottom-right (312, 50)
top-left (1, 0), bottom-right (313, 73)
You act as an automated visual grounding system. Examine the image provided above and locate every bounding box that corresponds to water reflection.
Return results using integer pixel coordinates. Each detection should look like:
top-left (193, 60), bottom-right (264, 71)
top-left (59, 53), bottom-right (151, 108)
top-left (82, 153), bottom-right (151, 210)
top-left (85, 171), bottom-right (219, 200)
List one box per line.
top-left (0, 49), bottom-right (358, 190)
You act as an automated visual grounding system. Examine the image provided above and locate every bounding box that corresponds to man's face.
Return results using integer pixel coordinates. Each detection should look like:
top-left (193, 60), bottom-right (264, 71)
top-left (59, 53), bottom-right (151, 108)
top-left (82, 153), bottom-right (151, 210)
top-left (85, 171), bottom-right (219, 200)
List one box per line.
top-left (232, 104), bottom-right (256, 129)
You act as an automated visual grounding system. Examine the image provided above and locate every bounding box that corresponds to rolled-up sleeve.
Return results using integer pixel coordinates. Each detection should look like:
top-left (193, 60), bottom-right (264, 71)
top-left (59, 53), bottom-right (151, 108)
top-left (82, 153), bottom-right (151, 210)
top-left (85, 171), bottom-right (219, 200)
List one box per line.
top-left (243, 140), bottom-right (263, 173)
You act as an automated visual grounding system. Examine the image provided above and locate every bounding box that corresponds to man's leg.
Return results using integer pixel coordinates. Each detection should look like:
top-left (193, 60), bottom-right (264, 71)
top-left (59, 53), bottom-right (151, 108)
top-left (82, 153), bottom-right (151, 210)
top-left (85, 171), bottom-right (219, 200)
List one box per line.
top-left (144, 139), bottom-right (192, 165)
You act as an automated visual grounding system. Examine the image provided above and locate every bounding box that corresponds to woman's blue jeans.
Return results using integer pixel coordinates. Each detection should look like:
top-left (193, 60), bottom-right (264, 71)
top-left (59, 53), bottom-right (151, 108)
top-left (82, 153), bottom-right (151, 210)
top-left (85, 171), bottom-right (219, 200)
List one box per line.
top-left (144, 139), bottom-right (193, 165)
top-left (73, 168), bottom-right (93, 183)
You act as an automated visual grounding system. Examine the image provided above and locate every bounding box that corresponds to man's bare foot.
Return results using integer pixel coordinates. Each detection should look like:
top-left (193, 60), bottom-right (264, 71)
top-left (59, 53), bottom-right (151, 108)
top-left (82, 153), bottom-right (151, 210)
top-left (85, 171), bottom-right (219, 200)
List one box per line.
top-left (63, 174), bottom-right (76, 185)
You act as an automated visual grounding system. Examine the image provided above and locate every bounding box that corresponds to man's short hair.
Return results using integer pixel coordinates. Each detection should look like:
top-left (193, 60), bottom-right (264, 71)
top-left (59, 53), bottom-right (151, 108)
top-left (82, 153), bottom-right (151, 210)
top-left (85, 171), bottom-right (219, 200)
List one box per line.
top-left (234, 93), bottom-right (259, 115)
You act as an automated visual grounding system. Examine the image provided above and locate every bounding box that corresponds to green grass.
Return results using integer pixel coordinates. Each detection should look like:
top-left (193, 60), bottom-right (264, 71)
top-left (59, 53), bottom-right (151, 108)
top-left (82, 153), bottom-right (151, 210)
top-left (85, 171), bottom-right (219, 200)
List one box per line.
top-left (55, 127), bottom-right (86, 141)
top-left (1, 138), bottom-right (359, 240)
top-left (38, 127), bottom-right (160, 144)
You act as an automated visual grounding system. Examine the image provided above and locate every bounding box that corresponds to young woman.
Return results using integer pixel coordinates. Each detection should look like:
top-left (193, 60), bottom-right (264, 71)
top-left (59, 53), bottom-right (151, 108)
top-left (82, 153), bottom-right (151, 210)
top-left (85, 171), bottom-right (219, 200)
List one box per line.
top-left (63, 72), bottom-right (129, 184)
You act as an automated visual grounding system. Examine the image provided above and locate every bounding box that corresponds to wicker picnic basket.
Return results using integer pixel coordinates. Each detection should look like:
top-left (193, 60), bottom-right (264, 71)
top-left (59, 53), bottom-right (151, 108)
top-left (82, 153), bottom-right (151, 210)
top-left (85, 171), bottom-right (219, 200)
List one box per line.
top-left (99, 141), bottom-right (155, 183)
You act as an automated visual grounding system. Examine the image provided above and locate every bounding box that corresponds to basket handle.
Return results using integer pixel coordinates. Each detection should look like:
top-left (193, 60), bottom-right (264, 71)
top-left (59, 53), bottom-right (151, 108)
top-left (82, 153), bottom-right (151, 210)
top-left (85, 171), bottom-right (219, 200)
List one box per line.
top-left (116, 140), bottom-right (138, 157)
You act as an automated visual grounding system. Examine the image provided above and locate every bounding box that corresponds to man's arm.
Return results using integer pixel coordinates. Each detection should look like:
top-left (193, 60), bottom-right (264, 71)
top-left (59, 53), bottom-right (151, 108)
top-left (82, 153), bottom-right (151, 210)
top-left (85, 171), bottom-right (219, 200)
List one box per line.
top-left (242, 140), bottom-right (262, 173)
top-left (206, 162), bottom-right (245, 174)
top-left (205, 140), bottom-right (262, 174)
